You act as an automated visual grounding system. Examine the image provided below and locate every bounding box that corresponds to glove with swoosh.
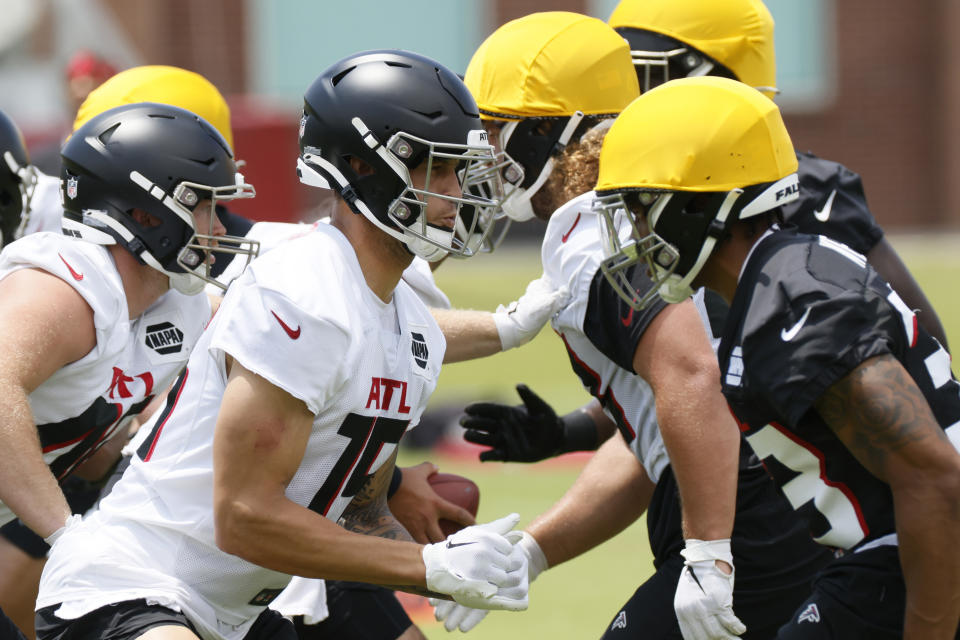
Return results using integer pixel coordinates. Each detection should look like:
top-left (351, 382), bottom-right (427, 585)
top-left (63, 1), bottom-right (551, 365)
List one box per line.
top-left (431, 530), bottom-right (547, 632)
top-left (674, 539), bottom-right (746, 640)
top-left (493, 275), bottom-right (569, 351)
top-left (422, 513), bottom-right (529, 610)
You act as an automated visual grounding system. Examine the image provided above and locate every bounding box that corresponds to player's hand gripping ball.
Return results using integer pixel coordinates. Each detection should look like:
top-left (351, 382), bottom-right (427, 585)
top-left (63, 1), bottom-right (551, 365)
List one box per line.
top-left (428, 473), bottom-right (480, 537)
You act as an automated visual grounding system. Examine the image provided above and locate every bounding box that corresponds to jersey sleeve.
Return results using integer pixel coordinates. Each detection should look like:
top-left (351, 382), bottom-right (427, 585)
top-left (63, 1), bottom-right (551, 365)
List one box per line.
top-left (744, 286), bottom-right (900, 427)
top-left (208, 281), bottom-right (350, 416)
top-left (582, 265), bottom-right (669, 372)
top-left (785, 151), bottom-right (884, 255)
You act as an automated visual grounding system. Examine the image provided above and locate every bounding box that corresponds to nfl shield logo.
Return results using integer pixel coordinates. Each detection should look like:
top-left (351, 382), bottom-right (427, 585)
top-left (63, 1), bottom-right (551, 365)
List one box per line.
top-left (66, 176), bottom-right (78, 199)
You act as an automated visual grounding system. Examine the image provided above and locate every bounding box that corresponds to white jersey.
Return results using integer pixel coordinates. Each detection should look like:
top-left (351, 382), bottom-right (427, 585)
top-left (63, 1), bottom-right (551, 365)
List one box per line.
top-left (210, 220), bottom-right (451, 310)
top-left (39, 224), bottom-right (446, 640)
top-left (0, 232), bottom-right (208, 526)
top-left (22, 171), bottom-right (63, 236)
top-left (542, 192), bottom-right (671, 483)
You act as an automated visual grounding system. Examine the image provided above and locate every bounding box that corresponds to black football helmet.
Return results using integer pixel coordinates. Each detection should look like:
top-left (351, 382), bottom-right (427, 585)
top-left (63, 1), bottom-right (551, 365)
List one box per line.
top-left (60, 103), bottom-right (257, 294)
top-left (296, 49), bottom-right (502, 261)
top-left (0, 109), bottom-right (37, 248)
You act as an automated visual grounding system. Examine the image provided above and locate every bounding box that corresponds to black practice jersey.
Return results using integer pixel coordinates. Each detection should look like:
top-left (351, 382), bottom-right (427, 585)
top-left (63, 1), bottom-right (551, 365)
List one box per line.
top-left (718, 228), bottom-right (960, 551)
top-left (785, 151), bottom-right (884, 255)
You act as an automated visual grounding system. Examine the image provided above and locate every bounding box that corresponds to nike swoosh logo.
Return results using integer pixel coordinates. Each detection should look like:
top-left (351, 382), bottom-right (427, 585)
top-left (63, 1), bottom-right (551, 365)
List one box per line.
top-left (271, 310), bottom-right (301, 340)
top-left (780, 308), bottom-right (811, 341)
top-left (446, 540), bottom-right (476, 549)
top-left (621, 307), bottom-right (634, 327)
top-left (58, 253), bottom-right (84, 281)
top-left (561, 212), bottom-right (581, 243)
top-left (813, 189), bottom-right (837, 223)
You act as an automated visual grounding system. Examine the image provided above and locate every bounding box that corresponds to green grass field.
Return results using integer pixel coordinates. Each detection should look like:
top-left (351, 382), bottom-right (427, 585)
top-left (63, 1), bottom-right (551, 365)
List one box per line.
top-left (401, 234), bottom-right (960, 639)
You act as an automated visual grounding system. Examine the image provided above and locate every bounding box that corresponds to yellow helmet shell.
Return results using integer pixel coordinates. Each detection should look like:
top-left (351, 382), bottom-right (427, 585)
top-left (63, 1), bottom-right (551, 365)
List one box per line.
top-left (465, 11), bottom-right (640, 120)
top-left (597, 76), bottom-right (797, 193)
top-left (608, 0), bottom-right (777, 97)
top-left (73, 65), bottom-right (233, 149)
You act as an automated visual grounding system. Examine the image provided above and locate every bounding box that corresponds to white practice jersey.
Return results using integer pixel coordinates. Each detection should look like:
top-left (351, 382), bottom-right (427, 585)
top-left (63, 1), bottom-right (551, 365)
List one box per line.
top-left (39, 224), bottom-right (446, 640)
top-left (210, 220), bottom-right (451, 310)
top-left (542, 192), bottom-right (671, 483)
top-left (0, 232), bottom-right (208, 526)
top-left (22, 171), bottom-right (63, 236)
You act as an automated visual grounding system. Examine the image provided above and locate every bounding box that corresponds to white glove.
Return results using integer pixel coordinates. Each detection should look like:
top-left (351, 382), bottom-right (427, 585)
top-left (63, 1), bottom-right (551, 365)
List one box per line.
top-left (493, 276), bottom-right (569, 351)
top-left (44, 514), bottom-right (81, 547)
top-left (422, 513), bottom-right (528, 610)
top-left (674, 539), bottom-right (746, 640)
top-left (431, 530), bottom-right (547, 632)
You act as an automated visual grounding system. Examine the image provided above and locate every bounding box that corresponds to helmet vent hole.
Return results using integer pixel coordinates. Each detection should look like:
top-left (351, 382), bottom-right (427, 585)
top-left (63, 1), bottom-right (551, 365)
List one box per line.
top-left (98, 123), bottom-right (122, 144)
top-left (331, 66), bottom-right (356, 86)
top-left (384, 61), bottom-right (412, 69)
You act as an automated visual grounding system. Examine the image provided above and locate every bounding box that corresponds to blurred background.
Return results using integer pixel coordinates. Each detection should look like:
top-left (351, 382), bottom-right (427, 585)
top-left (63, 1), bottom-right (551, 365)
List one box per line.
top-left (2, 1), bottom-right (959, 637)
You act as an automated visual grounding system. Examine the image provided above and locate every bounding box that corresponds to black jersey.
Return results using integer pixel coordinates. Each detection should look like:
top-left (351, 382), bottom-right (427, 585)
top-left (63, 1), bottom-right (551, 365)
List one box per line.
top-left (785, 152), bottom-right (884, 255)
top-left (717, 228), bottom-right (960, 551)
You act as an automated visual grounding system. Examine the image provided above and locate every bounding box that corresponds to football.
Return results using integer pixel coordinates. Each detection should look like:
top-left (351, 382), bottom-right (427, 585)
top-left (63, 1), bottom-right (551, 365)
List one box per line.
top-left (428, 472), bottom-right (480, 537)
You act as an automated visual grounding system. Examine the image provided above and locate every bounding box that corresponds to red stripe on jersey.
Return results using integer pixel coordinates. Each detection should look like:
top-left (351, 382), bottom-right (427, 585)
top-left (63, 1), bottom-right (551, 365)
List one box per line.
top-left (143, 367), bottom-right (190, 462)
top-left (557, 330), bottom-right (636, 441)
top-left (323, 416), bottom-right (377, 516)
top-left (769, 420), bottom-right (870, 539)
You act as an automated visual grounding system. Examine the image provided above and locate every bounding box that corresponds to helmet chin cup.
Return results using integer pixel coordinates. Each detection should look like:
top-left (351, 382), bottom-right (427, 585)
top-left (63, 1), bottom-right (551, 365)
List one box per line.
top-left (657, 276), bottom-right (694, 304)
top-left (167, 271), bottom-right (206, 296)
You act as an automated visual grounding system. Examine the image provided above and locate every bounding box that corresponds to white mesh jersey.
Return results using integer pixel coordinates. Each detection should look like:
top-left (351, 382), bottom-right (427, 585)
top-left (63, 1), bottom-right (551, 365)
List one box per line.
top-left (541, 192), bottom-right (671, 483)
top-left (39, 224), bottom-right (446, 640)
top-left (209, 220), bottom-right (451, 310)
top-left (0, 232), bottom-right (208, 526)
top-left (22, 171), bottom-right (63, 236)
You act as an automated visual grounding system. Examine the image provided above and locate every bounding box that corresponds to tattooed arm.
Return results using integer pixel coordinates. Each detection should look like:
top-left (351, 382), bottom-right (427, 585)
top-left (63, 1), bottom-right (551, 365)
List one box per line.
top-left (341, 452), bottom-right (452, 600)
top-left (815, 354), bottom-right (960, 640)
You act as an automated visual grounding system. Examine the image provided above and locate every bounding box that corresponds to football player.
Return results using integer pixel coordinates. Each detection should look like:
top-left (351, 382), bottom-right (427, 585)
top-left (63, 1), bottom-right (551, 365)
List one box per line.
top-left (607, 0), bottom-right (948, 349)
top-left (0, 100), bottom-right (255, 638)
top-left (34, 50), bottom-right (528, 640)
top-left (596, 75), bottom-right (960, 640)
top-left (434, 12), bottom-right (831, 640)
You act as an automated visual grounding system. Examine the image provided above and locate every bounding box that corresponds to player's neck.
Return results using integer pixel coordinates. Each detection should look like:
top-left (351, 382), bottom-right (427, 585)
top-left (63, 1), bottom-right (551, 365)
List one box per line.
top-left (331, 204), bottom-right (411, 303)
top-left (698, 233), bottom-right (756, 304)
top-left (108, 244), bottom-right (170, 318)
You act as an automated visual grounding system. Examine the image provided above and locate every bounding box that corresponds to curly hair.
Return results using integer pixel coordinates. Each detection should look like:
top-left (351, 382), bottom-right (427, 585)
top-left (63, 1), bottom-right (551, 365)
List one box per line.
top-left (531, 119), bottom-right (613, 220)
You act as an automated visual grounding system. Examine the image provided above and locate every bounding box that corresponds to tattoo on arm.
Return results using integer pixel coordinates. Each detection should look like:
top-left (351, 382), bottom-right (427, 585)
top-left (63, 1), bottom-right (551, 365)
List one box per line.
top-left (340, 451), bottom-right (413, 542)
top-left (815, 353), bottom-right (949, 477)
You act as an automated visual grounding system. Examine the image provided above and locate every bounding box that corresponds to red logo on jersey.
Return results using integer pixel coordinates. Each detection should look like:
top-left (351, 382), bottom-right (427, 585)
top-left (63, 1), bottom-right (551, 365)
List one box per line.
top-left (58, 253), bottom-right (84, 281)
top-left (366, 377), bottom-right (412, 414)
top-left (561, 212), bottom-right (581, 243)
top-left (621, 307), bottom-right (634, 327)
top-left (271, 310), bottom-right (301, 339)
top-left (108, 367), bottom-right (154, 399)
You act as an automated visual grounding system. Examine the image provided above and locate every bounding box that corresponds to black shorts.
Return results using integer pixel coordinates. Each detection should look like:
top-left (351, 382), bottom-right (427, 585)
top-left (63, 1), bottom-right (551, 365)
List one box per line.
top-left (291, 581), bottom-right (412, 639)
top-left (605, 459), bottom-right (832, 639)
top-left (36, 599), bottom-right (295, 640)
top-left (775, 545), bottom-right (960, 639)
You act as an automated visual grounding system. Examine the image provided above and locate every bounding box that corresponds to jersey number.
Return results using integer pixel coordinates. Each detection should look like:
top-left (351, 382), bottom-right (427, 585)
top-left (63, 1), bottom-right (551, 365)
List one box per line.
top-left (308, 413), bottom-right (408, 517)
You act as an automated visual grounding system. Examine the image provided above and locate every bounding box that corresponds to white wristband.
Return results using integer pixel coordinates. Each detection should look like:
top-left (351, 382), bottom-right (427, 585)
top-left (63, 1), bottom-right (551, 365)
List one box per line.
top-left (518, 531), bottom-right (548, 582)
top-left (44, 514), bottom-right (81, 547)
top-left (680, 538), bottom-right (734, 566)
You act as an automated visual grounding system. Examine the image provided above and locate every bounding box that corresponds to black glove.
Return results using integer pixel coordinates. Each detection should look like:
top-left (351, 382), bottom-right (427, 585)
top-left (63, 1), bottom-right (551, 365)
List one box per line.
top-left (460, 384), bottom-right (566, 462)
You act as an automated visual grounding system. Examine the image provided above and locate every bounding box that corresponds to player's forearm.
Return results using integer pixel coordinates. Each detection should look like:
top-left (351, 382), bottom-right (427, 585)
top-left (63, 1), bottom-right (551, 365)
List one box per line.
top-left (656, 368), bottom-right (739, 541)
top-left (214, 494), bottom-right (428, 586)
top-left (894, 482), bottom-right (960, 639)
top-left (527, 435), bottom-right (653, 567)
top-left (0, 391), bottom-right (70, 538)
top-left (431, 308), bottom-right (501, 363)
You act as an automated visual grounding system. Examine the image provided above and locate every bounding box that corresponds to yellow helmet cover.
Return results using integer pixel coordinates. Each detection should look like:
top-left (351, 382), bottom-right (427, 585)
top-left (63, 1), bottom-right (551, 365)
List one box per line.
top-left (465, 11), bottom-right (639, 119)
top-left (73, 65), bottom-right (233, 148)
top-left (597, 76), bottom-right (796, 194)
top-left (608, 0), bottom-right (776, 96)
